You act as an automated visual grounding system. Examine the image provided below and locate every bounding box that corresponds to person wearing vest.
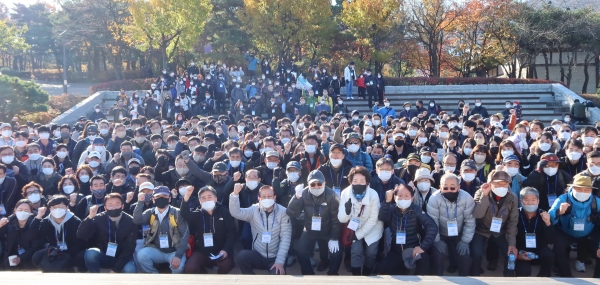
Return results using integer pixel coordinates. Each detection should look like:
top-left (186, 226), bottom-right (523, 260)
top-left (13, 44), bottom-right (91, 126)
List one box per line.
top-left (181, 186), bottom-right (236, 274)
top-left (427, 173), bottom-right (475, 276)
top-left (230, 184), bottom-right (291, 274)
top-left (75, 176), bottom-right (108, 220)
top-left (523, 153), bottom-right (572, 211)
top-left (471, 170), bottom-right (519, 277)
top-left (549, 174), bottom-right (600, 277)
top-left (134, 186), bottom-right (190, 273)
top-left (77, 193), bottom-right (137, 273)
top-left (514, 187), bottom-right (555, 277)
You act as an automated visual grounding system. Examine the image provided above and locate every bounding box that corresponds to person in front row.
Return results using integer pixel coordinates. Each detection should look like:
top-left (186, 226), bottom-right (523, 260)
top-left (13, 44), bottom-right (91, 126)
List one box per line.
top-left (286, 170), bottom-right (342, 275)
top-left (181, 185), bottom-right (236, 274)
top-left (230, 184), bottom-right (291, 274)
top-left (515, 187), bottom-right (555, 277)
top-left (428, 173), bottom-right (475, 276)
top-left (471, 170), bottom-right (519, 277)
top-left (376, 183), bottom-right (438, 275)
top-left (134, 186), bottom-right (189, 273)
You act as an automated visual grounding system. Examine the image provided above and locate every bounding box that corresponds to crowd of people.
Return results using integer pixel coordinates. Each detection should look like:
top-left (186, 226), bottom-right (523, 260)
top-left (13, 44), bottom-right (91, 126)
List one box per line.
top-left (0, 56), bottom-right (598, 277)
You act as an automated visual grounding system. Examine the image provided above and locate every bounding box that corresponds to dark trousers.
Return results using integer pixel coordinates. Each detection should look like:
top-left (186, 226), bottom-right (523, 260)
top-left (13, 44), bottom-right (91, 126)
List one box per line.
top-left (366, 87), bottom-right (377, 108)
top-left (184, 251), bottom-right (234, 274)
top-left (377, 89), bottom-right (384, 105)
top-left (240, 221), bottom-right (252, 250)
top-left (470, 233), bottom-right (514, 276)
top-left (358, 87), bottom-right (366, 98)
top-left (32, 248), bottom-right (85, 272)
top-left (297, 232), bottom-right (342, 275)
top-left (215, 92), bottom-right (226, 112)
top-left (515, 246), bottom-right (554, 277)
top-left (431, 235), bottom-right (471, 276)
top-left (237, 250), bottom-right (282, 275)
top-left (376, 249), bottom-right (431, 275)
top-left (553, 229), bottom-right (593, 277)
top-left (287, 218), bottom-right (304, 257)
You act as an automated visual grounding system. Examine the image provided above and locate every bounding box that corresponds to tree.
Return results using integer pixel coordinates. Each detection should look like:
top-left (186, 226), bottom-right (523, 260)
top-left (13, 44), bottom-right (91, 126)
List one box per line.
top-left (239, 0), bottom-right (334, 63)
top-left (128, 0), bottom-right (212, 69)
top-left (340, 0), bottom-right (407, 74)
top-left (10, 3), bottom-right (55, 71)
top-left (0, 75), bottom-right (49, 121)
top-left (0, 19), bottom-right (30, 70)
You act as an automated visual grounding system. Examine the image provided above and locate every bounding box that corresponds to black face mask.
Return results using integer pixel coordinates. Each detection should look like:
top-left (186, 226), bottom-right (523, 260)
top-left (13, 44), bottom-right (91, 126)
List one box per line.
top-left (154, 197), bottom-right (170, 208)
top-left (352, 184), bottom-right (367, 195)
top-left (442, 191), bottom-right (459, 202)
top-left (395, 140), bottom-right (404, 147)
top-left (304, 122), bottom-right (311, 128)
top-left (407, 165), bottom-right (419, 179)
top-left (459, 103), bottom-right (464, 108)
top-left (490, 146), bottom-right (499, 157)
top-left (425, 127), bottom-right (434, 133)
top-left (106, 208), bottom-right (122, 217)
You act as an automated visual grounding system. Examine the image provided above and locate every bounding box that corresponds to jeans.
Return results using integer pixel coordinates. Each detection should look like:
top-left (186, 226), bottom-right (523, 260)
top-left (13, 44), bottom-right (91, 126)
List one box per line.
top-left (184, 251), bottom-right (234, 274)
top-left (515, 246), bottom-right (554, 277)
top-left (237, 250), bottom-right (282, 275)
top-left (350, 239), bottom-right (378, 269)
top-left (470, 233), bottom-right (514, 276)
top-left (136, 247), bottom-right (186, 274)
top-left (84, 248), bottom-right (136, 273)
top-left (431, 235), bottom-right (471, 276)
top-left (240, 221), bottom-right (252, 250)
top-left (345, 80), bottom-right (353, 98)
top-left (297, 232), bottom-right (342, 275)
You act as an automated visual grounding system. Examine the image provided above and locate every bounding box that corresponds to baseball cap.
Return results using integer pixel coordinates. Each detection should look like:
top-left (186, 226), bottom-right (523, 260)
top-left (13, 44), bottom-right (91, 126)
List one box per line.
top-left (93, 137), bottom-right (105, 145)
top-left (286, 161), bottom-right (301, 171)
top-left (407, 153), bottom-right (420, 162)
top-left (153, 186), bottom-right (170, 196)
top-left (461, 159), bottom-right (477, 171)
top-left (502, 155), bottom-right (519, 164)
top-left (266, 150), bottom-right (279, 158)
top-left (307, 170), bottom-right (325, 184)
top-left (212, 162), bottom-right (227, 172)
top-left (139, 182), bottom-right (154, 190)
top-left (127, 158), bottom-right (141, 165)
top-left (88, 151), bottom-right (101, 159)
top-left (0, 123), bottom-right (11, 129)
top-left (540, 153), bottom-right (559, 162)
top-left (489, 170), bottom-right (511, 182)
top-left (330, 143), bottom-right (345, 152)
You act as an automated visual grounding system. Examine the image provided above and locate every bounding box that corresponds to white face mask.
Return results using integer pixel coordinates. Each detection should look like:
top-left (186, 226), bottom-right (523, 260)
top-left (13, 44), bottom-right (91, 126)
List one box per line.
top-left (89, 161), bottom-right (100, 168)
top-left (246, 180), bottom-right (259, 190)
top-left (229, 160), bottom-right (241, 168)
top-left (506, 167), bottom-right (519, 177)
top-left (15, 211), bottom-right (30, 221)
top-left (57, 151), bottom-right (68, 159)
top-left (492, 187), bottom-right (508, 197)
top-left (474, 154), bottom-right (486, 164)
top-left (475, 103), bottom-right (481, 107)
top-left (420, 155), bottom-right (431, 164)
top-left (461, 129), bottom-right (469, 136)
top-left (266, 162), bottom-right (278, 170)
top-left (463, 148), bottom-right (472, 156)
top-left (589, 165), bottom-right (600, 176)
top-left (396, 199), bottom-right (412, 209)
top-left (63, 185), bottom-right (75, 194)
top-left (538, 142), bottom-right (551, 152)
top-left (418, 137), bottom-right (428, 144)
top-left (287, 172), bottom-right (300, 182)
top-left (28, 153), bottom-right (41, 161)
top-left (572, 189), bottom-right (591, 202)
top-left (347, 144), bottom-right (360, 153)
top-left (443, 166), bottom-right (456, 173)
top-left (543, 167), bottom-right (558, 176)
top-left (439, 132), bottom-right (449, 139)
top-left (201, 201), bottom-right (216, 211)
top-left (42, 167), bottom-right (54, 175)
top-left (259, 198), bottom-right (275, 208)
top-left (1, 130), bottom-right (12, 138)
top-left (305, 145), bottom-right (317, 154)
top-left (408, 130), bottom-right (417, 137)
top-left (51, 208), bottom-right (66, 219)
top-left (567, 152), bottom-right (582, 161)
top-left (244, 150), bottom-right (253, 158)
top-left (461, 173), bottom-right (475, 182)
top-left (330, 158), bottom-right (343, 167)
top-left (309, 187), bottom-right (325, 197)
top-left (501, 149), bottom-right (514, 158)
top-left (179, 187), bottom-right (187, 196)
top-left (417, 182), bottom-right (430, 192)
top-left (378, 170), bottom-right (392, 181)
top-left (364, 134), bottom-right (373, 141)
top-left (384, 103), bottom-right (390, 107)
top-left (79, 175), bottom-right (90, 183)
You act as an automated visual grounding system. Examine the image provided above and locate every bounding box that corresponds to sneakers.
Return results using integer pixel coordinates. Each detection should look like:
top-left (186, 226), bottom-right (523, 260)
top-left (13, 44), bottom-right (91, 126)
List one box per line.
top-left (286, 255), bottom-right (296, 267)
top-left (317, 260), bottom-right (330, 272)
top-left (575, 260), bottom-right (586, 272)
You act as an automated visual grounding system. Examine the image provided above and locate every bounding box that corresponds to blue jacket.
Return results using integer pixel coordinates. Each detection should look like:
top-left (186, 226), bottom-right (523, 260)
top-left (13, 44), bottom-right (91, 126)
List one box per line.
top-left (345, 150), bottom-right (373, 171)
top-left (373, 106), bottom-right (396, 126)
top-left (244, 54), bottom-right (258, 71)
top-left (245, 84), bottom-right (258, 98)
top-left (549, 189), bottom-right (600, 238)
top-left (509, 173), bottom-right (526, 206)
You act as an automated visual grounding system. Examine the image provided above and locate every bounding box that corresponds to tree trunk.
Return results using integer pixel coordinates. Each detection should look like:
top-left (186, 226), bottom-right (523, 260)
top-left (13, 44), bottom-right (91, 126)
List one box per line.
top-left (558, 50), bottom-right (565, 83)
top-left (542, 52), bottom-right (549, 80)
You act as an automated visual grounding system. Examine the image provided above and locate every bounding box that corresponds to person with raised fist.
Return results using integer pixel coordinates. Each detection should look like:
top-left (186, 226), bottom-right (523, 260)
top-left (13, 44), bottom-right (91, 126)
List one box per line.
top-left (0, 199), bottom-right (45, 270)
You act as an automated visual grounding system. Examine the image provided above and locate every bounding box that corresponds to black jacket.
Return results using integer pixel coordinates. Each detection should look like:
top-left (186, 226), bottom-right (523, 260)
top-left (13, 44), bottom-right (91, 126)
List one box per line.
top-left (378, 202), bottom-right (438, 253)
top-left (180, 201), bottom-right (236, 258)
top-left (516, 209), bottom-right (554, 251)
top-left (76, 212), bottom-right (137, 272)
top-left (286, 186), bottom-right (341, 240)
top-left (0, 177), bottom-right (20, 217)
top-left (317, 160), bottom-right (353, 192)
top-left (0, 215), bottom-right (45, 268)
top-left (238, 183), bottom-right (265, 209)
top-left (522, 169), bottom-right (572, 211)
top-left (31, 214), bottom-right (85, 258)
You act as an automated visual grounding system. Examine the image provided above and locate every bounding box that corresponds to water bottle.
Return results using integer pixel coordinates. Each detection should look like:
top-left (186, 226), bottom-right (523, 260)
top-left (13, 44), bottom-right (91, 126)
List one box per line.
top-left (507, 253), bottom-right (515, 270)
top-left (519, 250), bottom-right (539, 260)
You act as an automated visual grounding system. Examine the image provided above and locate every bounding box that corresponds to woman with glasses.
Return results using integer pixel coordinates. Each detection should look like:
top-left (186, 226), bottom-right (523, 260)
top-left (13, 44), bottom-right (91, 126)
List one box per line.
top-left (21, 182), bottom-right (48, 218)
top-left (427, 173), bottom-right (475, 276)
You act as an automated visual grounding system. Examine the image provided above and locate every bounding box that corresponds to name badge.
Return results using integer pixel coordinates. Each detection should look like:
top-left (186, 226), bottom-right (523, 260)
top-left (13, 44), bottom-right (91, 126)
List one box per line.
top-left (155, 105), bottom-right (159, 110)
top-left (447, 220), bottom-right (458, 236)
top-left (490, 217), bottom-right (503, 233)
top-left (266, 71), bottom-right (269, 74)
top-left (272, 109), bottom-right (276, 113)
top-left (348, 218), bottom-right (360, 231)
top-left (287, 78), bottom-right (290, 82)
top-left (142, 225), bottom-right (150, 237)
top-left (315, 91), bottom-right (319, 95)
top-left (0, 203), bottom-right (5, 215)
top-left (333, 187), bottom-right (341, 197)
top-left (204, 233), bottom-right (214, 247)
top-left (220, 84), bottom-right (223, 88)
top-left (18, 248), bottom-right (25, 255)
top-left (262, 232), bottom-right (272, 243)
top-left (58, 242), bottom-right (68, 251)
top-left (106, 242), bottom-right (118, 257)
top-left (548, 194), bottom-right (557, 207)
top-left (574, 218), bottom-right (585, 231)
top-left (396, 231), bottom-right (406, 244)
top-left (252, 111), bottom-right (256, 116)
top-left (525, 233), bottom-right (536, 248)
top-left (309, 104), bottom-right (314, 108)
top-left (312, 216), bottom-right (322, 231)
top-left (159, 234), bottom-right (169, 248)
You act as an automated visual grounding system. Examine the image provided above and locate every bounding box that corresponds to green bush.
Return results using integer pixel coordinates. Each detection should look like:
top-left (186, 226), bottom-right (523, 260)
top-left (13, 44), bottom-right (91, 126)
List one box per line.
top-left (0, 67), bottom-right (32, 79)
top-left (0, 75), bottom-right (49, 121)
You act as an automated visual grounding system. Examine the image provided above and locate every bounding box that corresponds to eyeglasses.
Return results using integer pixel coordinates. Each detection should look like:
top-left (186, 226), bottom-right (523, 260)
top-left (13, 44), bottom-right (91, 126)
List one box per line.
top-left (347, 141), bottom-right (360, 145)
top-left (310, 182), bottom-right (323, 187)
top-left (26, 190), bottom-right (41, 195)
top-left (442, 187), bottom-right (457, 191)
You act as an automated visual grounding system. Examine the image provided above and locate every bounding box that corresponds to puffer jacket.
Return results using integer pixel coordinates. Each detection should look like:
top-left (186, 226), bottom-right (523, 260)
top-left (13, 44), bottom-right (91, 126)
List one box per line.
top-left (549, 189), bottom-right (600, 238)
top-left (337, 186), bottom-right (383, 245)
top-left (473, 189), bottom-right (519, 246)
top-left (229, 195), bottom-right (291, 265)
top-left (426, 190), bottom-right (476, 243)
top-left (286, 186), bottom-right (340, 240)
top-left (522, 169), bottom-right (571, 211)
top-left (378, 201), bottom-right (438, 253)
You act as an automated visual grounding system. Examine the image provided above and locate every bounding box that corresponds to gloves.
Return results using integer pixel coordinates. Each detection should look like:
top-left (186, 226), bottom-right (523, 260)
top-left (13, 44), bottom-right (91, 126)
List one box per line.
top-left (345, 198), bottom-right (352, 215)
top-left (295, 184), bottom-right (304, 198)
top-left (328, 240), bottom-right (339, 253)
top-left (433, 240), bottom-right (447, 255)
top-left (456, 241), bottom-right (470, 256)
top-left (273, 167), bottom-right (282, 179)
top-left (157, 155), bottom-right (168, 167)
top-left (181, 150), bottom-right (190, 161)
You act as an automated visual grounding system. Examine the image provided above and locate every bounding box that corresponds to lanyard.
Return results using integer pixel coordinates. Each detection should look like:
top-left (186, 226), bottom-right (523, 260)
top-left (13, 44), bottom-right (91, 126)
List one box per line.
top-left (201, 213), bottom-right (213, 234)
top-left (520, 210), bottom-right (539, 234)
top-left (260, 207), bottom-right (276, 229)
top-left (54, 226), bottom-right (65, 243)
top-left (329, 168), bottom-right (344, 188)
top-left (546, 174), bottom-right (558, 196)
top-left (444, 200), bottom-right (458, 220)
top-left (490, 201), bottom-right (505, 218)
top-left (107, 217), bottom-right (118, 243)
top-left (396, 211), bottom-right (410, 231)
top-left (313, 205), bottom-right (322, 216)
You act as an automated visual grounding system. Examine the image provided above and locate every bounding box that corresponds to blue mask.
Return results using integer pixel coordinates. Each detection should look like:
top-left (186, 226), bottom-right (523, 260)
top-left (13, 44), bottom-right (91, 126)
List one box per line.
top-left (92, 189), bottom-right (106, 198)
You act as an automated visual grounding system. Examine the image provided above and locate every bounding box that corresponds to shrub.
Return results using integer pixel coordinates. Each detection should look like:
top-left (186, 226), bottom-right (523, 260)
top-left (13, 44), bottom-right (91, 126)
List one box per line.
top-left (0, 75), bottom-right (49, 121)
top-left (384, 77), bottom-right (564, 86)
top-left (47, 93), bottom-right (88, 113)
top-left (0, 67), bottom-right (32, 79)
top-left (89, 78), bottom-right (155, 94)
top-left (32, 69), bottom-right (147, 83)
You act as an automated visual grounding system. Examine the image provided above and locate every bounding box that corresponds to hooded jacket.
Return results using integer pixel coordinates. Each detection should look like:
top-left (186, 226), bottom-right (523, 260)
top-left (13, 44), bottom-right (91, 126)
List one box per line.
top-left (286, 186), bottom-right (340, 240)
top-left (549, 188), bottom-right (600, 238)
top-left (338, 186), bottom-right (383, 245)
top-left (181, 201), bottom-right (236, 258)
top-left (378, 201), bottom-right (438, 253)
top-left (426, 189), bottom-right (476, 243)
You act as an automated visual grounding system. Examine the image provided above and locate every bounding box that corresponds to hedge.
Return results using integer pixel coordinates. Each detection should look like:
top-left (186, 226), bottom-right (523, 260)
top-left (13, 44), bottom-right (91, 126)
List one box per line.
top-left (90, 78), bottom-right (155, 94)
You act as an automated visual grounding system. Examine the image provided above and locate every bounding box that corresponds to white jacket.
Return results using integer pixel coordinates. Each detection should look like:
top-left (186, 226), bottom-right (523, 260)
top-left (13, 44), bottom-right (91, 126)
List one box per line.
top-left (338, 186), bottom-right (383, 245)
top-left (77, 145), bottom-right (113, 166)
top-left (344, 66), bottom-right (356, 82)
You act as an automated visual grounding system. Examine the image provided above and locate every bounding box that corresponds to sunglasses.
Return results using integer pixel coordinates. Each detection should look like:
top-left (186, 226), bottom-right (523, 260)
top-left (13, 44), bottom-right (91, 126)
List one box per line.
top-left (310, 182), bottom-right (323, 187)
top-left (442, 187), bottom-right (457, 191)
top-left (347, 141), bottom-right (360, 145)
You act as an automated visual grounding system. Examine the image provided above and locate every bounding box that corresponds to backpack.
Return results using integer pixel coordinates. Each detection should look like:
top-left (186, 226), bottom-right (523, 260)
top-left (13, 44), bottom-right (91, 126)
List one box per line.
top-left (149, 212), bottom-right (178, 229)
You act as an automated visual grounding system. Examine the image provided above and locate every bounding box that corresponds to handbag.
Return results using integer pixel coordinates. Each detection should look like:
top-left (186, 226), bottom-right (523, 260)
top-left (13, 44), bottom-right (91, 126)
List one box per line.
top-left (341, 205), bottom-right (365, 247)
